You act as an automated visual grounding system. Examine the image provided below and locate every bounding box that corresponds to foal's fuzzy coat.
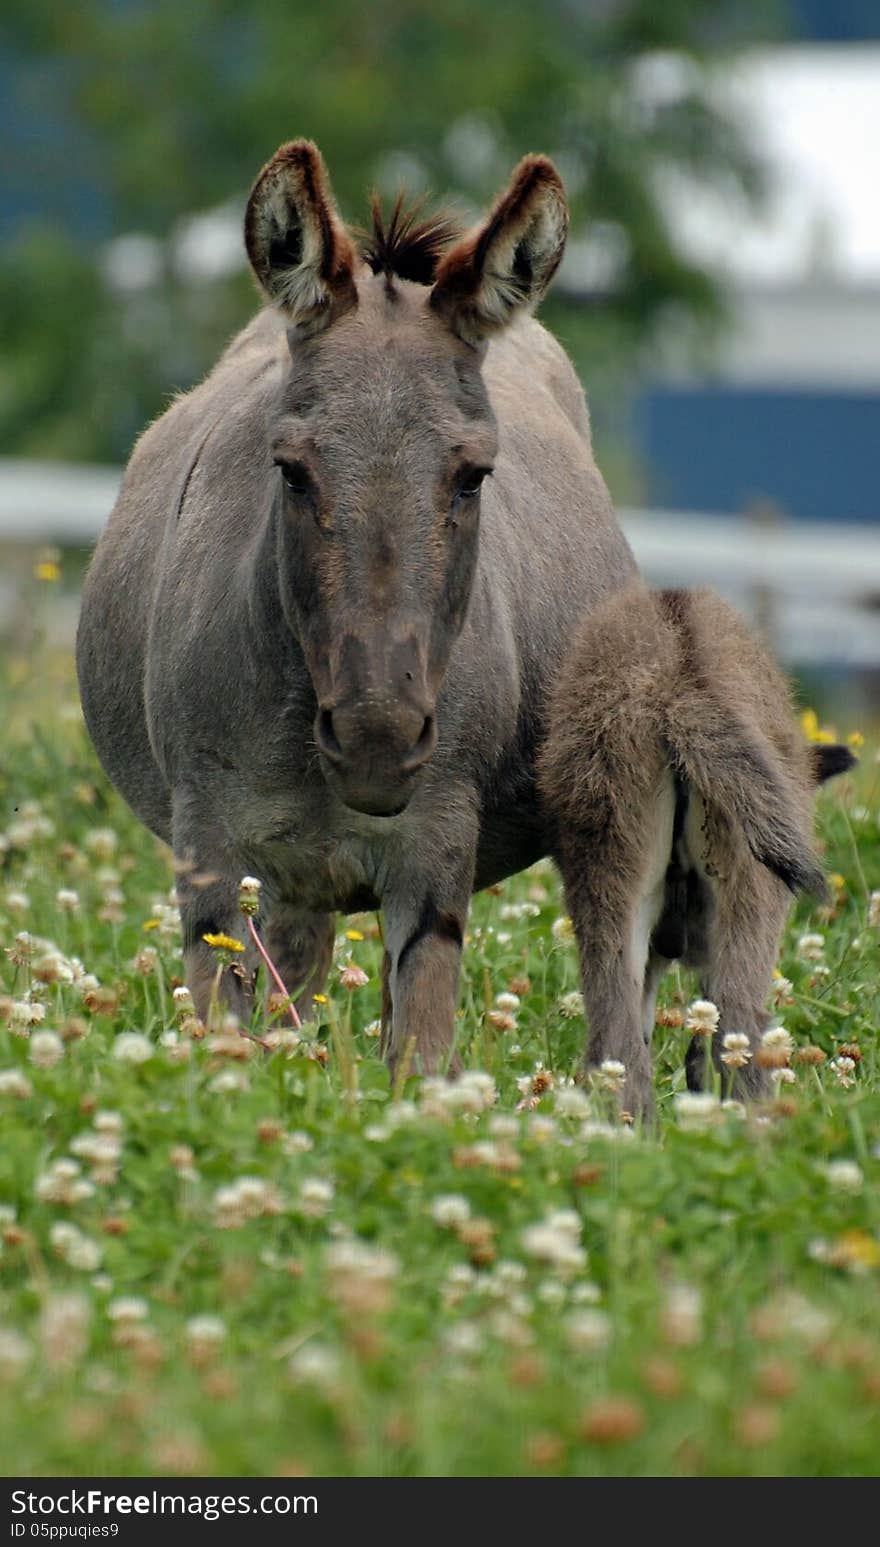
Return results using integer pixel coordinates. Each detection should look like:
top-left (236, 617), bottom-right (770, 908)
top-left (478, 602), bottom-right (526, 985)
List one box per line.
top-left (538, 583), bottom-right (854, 1118)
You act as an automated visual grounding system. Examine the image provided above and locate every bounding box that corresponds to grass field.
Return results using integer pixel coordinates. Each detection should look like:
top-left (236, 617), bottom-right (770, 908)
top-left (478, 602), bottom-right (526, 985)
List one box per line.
top-left (1, 600), bottom-right (879, 1478)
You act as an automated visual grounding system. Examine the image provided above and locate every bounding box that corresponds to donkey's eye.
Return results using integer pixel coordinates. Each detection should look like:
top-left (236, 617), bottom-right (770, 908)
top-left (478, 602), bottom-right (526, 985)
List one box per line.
top-left (275, 459), bottom-right (313, 499)
top-left (453, 467), bottom-right (491, 503)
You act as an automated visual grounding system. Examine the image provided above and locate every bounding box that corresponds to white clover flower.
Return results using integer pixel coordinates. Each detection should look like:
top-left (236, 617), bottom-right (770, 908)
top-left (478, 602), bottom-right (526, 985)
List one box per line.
top-left (55, 889), bottom-right (80, 912)
top-left (325, 1238), bottom-right (398, 1301)
top-left (9, 998), bottom-right (46, 1031)
top-left (660, 1284), bottom-right (703, 1346)
top-left (50, 1223), bottom-right (102, 1271)
top-left (554, 1084), bottom-right (591, 1119)
top-left (772, 976), bottom-right (794, 1008)
top-left (721, 1032), bottom-right (752, 1069)
top-left (94, 1111), bottom-right (124, 1135)
top-left (565, 1308), bottom-right (611, 1353)
top-left (673, 1091), bottom-right (721, 1130)
top-left (685, 999), bottom-right (720, 1036)
top-left (868, 891), bottom-right (880, 929)
top-left (443, 1322), bottom-right (484, 1357)
top-left (521, 1209), bottom-right (586, 1275)
top-left (112, 1032), bottom-right (153, 1064)
top-left (3, 889), bottom-right (29, 916)
top-left (106, 1297), bottom-right (149, 1323)
top-left (570, 1282), bottom-right (602, 1305)
top-left (288, 1343), bottom-right (341, 1388)
top-left (211, 1175), bottom-right (283, 1229)
top-left (0, 1070), bottom-right (33, 1100)
top-left (262, 1027), bottom-right (301, 1056)
top-left (33, 950), bottom-right (76, 985)
top-left (822, 1160), bottom-right (863, 1193)
top-left (29, 1031), bottom-right (64, 1069)
top-left (362, 1019), bottom-right (382, 1038)
top-left (761, 1025), bottom-right (794, 1059)
top-left (593, 1059), bottom-right (626, 1094)
top-left (829, 1056), bottom-right (857, 1089)
top-left (186, 1315), bottom-right (226, 1344)
top-left (767, 1290), bottom-right (833, 1346)
top-left (770, 1067), bottom-right (797, 1090)
top-left (207, 1069), bottom-right (250, 1094)
top-left (84, 827), bottom-right (118, 859)
top-left (172, 985), bottom-right (194, 1012)
top-left (551, 916), bottom-right (575, 941)
top-left (536, 1279), bottom-right (567, 1308)
top-left (527, 1113), bottom-right (557, 1142)
top-left (0, 1329), bottom-right (31, 1377)
top-left (364, 1124), bottom-right (391, 1143)
top-left (557, 991), bottom-right (585, 1019)
top-left (797, 932), bottom-right (825, 961)
top-left (35, 1159), bottom-right (95, 1205)
top-left (40, 1293), bottom-right (90, 1370)
top-left (442, 1263), bottom-right (478, 1307)
top-left (238, 875), bottom-right (262, 916)
top-left (580, 1119), bottom-right (635, 1143)
top-left (297, 1177), bottom-right (334, 1218)
top-left (282, 1130), bottom-right (313, 1155)
top-left (499, 901), bottom-right (541, 921)
top-left (494, 992), bottom-right (521, 1013)
top-left (420, 1071), bottom-right (497, 1119)
top-left (430, 1194), bottom-right (472, 1228)
top-left (487, 1113), bottom-right (519, 1139)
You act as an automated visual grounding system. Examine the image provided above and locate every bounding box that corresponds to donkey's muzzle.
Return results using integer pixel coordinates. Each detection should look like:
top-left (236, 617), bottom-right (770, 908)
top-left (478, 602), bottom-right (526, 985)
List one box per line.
top-left (314, 699), bottom-right (438, 816)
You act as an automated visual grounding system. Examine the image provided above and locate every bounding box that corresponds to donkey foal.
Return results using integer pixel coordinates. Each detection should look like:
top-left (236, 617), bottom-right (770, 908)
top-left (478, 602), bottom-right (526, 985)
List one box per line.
top-left (538, 583), bottom-right (854, 1120)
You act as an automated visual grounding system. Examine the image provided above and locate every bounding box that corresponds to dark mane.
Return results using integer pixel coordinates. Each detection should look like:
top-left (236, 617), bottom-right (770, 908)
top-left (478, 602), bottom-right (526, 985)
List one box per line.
top-left (359, 193), bottom-right (462, 286)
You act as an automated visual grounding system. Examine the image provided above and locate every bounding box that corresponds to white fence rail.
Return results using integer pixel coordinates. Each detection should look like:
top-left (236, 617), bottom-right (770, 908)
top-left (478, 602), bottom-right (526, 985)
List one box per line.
top-left (2, 458), bottom-right (879, 666)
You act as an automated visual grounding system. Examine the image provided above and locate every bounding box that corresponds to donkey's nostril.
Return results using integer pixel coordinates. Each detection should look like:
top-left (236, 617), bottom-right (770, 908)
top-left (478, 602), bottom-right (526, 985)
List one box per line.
top-left (315, 707), bottom-right (344, 765)
top-left (402, 714), bottom-right (437, 771)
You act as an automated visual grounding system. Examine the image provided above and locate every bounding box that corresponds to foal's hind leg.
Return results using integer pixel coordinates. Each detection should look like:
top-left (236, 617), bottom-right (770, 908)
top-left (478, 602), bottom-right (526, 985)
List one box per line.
top-left (557, 768), bottom-right (676, 1121)
top-left (684, 830), bottom-right (789, 1099)
top-left (263, 905), bottom-right (335, 1023)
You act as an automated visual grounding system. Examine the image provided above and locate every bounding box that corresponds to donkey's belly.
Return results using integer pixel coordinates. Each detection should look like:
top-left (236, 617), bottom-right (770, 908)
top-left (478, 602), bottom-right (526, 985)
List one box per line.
top-left (474, 808), bottom-right (548, 891)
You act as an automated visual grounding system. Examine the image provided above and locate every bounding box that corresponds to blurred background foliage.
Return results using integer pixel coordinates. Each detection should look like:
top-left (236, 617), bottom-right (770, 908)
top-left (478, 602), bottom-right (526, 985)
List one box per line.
top-left (0, 0), bottom-right (783, 472)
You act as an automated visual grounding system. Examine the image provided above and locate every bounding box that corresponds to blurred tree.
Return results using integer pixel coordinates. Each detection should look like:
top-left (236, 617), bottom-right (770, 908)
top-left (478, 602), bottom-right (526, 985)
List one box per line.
top-left (0, 0), bottom-right (781, 475)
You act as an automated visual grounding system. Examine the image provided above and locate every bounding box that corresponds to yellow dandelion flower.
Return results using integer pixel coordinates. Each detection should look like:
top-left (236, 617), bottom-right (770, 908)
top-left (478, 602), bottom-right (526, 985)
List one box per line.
top-left (202, 932), bottom-right (245, 952)
top-left (345, 929), bottom-right (364, 941)
top-left (848, 731), bottom-right (865, 749)
top-left (142, 919), bottom-right (161, 931)
top-left (830, 1230), bottom-right (880, 1270)
top-left (312, 993), bottom-right (328, 1004)
top-left (828, 873), bottom-right (846, 891)
top-left (800, 708), bottom-right (834, 743)
top-left (34, 560), bottom-right (61, 583)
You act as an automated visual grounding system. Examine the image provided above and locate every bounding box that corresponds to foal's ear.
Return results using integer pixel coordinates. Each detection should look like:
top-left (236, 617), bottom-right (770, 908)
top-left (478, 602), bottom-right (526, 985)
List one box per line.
top-left (244, 140), bottom-right (356, 335)
top-left (430, 155), bottom-right (568, 347)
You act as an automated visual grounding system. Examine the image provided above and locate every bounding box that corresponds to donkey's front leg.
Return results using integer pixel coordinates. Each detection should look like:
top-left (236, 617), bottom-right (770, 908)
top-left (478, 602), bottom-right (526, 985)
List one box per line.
top-left (177, 869), bottom-right (260, 1027)
top-left (380, 848), bottom-right (475, 1078)
top-left (172, 791), bottom-right (261, 1026)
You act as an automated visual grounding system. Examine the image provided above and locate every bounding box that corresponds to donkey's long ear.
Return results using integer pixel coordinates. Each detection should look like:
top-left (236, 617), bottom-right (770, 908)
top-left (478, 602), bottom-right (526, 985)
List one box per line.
top-left (245, 140), bottom-right (356, 335)
top-left (430, 155), bottom-right (568, 347)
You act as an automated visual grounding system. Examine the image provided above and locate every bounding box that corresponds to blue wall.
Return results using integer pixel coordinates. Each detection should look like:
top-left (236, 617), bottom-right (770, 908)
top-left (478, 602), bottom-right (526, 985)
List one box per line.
top-left (637, 386), bottom-right (880, 523)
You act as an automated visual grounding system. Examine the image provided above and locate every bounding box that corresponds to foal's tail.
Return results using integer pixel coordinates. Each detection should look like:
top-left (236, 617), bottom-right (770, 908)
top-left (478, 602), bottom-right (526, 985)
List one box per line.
top-left (655, 589), bottom-right (852, 898)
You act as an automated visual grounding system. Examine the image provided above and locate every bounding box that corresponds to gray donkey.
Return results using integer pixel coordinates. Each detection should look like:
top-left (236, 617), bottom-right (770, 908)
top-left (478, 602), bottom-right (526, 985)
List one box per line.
top-left (77, 139), bottom-right (635, 1067)
top-left (538, 581), bottom-right (855, 1118)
